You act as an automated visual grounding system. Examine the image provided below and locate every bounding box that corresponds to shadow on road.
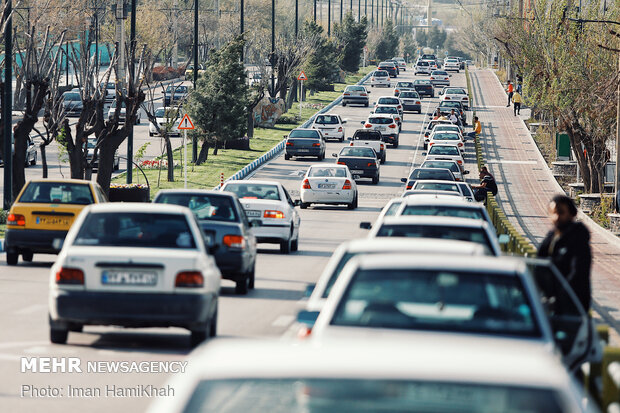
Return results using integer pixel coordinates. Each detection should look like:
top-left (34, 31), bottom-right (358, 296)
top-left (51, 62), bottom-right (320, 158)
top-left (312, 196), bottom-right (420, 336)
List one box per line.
top-left (220, 286), bottom-right (302, 301)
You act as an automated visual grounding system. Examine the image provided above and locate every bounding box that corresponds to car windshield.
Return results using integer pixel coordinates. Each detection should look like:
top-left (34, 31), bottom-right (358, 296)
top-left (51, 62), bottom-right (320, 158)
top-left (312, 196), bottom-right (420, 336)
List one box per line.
top-left (331, 268), bottom-right (539, 337)
top-left (422, 161), bottom-right (460, 173)
top-left (378, 98), bottom-right (399, 105)
top-left (446, 89), bottom-right (466, 94)
top-left (63, 93), bottom-right (80, 101)
top-left (410, 169), bottom-right (453, 180)
top-left (353, 132), bottom-right (381, 140)
top-left (429, 146), bottom-right (460, 155)
top-left (369, 117), bottom-right (393, 125)
top-left (166, 86), bottom-right (188, 93)
top-left (402, 205), bottom-right (484, 220)
top-left (414, 80), bottom-right (431, 85)
top-left (396, 82), bottom-right (414, 88)
top-left (309, 167), bottom-right (347, 177)
top-left (223, 183), bottom-right (281, 200)
top-left (289, 130), bottom-right (320, 139)
top-left (374, 71), bottom-right (388, 77)
top-left (315, 115), bottom-right (339, 125)
top-left (432, 133), bottom-right (460, 141)
top-left (399, 92), bottom-right (419, 98)
top-left (440, 101), bottom-right (462, 108)
top-left (434, 126), bottom-right (461, 133)
top-left (432, 71), bottom-right (448, 76)
top-left (155, 193), bottom-right (239, 222)
top-left (186, 378), bottom-right (560, 413)
top-left (414, 182), bottom-right (459, 192)
top-left (110, 101), bottom-right (127, 109)
top-left (73, 212), bottom-right (197, 249)
top-left (18, 182), bottom-right (94, 205)
top-left (341, 147), bottom-right (375, 158)
top-left (417, 61), bottom-right (429, 66)
top-left (376, 223), bottom-right (490, 247)
top-left (375, 107), bottom-right (397, 114)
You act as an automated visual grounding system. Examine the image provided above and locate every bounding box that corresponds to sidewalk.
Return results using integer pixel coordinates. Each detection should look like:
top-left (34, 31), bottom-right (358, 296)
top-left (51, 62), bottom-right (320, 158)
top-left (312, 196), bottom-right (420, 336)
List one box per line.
top-left (469, 68), bottom-right (620, 339)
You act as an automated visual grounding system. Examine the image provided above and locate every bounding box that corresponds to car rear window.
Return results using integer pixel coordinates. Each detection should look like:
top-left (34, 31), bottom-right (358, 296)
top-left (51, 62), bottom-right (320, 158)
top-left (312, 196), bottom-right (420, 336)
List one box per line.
top-left (18, 182), bottom-right (94, 205)
top-left (222, 184), bottom-right (281, 200)
top-left (341, 147), bottom-right (376, 158)
top-left (375, 224), bottom-right (493, 253)
top-left (417, 61), bottom-right (429, 66)
top-left (374, 71), bottom-right (388, 77)
top-left (422, 161), bottom-right (460, 173)
top-left (289, 129), bottom-right (320, 139)
top-left (410, 169), bottom-right (453, 180)
top-left (414, 80), bottom-right (431, 85)
top-left (432, 133), bottom-right (461, 141)
top-left (428, 146), bottom-right (460, 155)
top-left (375, 107), bottom-right (397, 114)
top-left (399, 92), bottom-right (419, 98)
top-left (369, 117), bottom-right (393, 125)
top-left (396, 82), bottom-right (414, 88)
top-left (330, 268), bottom-right (539, 337)
top-left (446, 89), bottom-right (466, 94)
top-left (378, 98), bottom-right (399, 105)
top-left (353, 131), bottom-right (381, 140)
top-left (63, 93), bottom-right (81, 101)
top-left (402, 205), bottom-right (484, 220)
top-left (315, 115), bottom-right (340, 125)
top-left (432, 71), bottom-right (448, 76)
top-left (414, 182), bottom-right (459, 192)
top-left (155, 193), bottom-right (239, 222)
top-left (74, 212), bottom-right (197, 249)
top-left (309, 167), bottom-right (347, 177)
top-left (345, 86), bottom-right (365, 92)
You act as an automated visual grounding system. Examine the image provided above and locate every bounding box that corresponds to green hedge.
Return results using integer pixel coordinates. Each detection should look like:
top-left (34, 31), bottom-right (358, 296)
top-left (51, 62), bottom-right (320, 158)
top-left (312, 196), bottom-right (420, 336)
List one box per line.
top-left (465, 67), bottom-right (537, 256)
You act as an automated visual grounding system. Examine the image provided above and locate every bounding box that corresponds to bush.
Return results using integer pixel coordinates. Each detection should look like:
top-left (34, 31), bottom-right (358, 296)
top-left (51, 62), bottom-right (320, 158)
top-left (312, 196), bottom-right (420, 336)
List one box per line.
top-left (275, 114), bottom-right (301, 124)
top-left (0, 210), bottom-right (7, 224)
top-left (152, 66), bottom-right (185, 81)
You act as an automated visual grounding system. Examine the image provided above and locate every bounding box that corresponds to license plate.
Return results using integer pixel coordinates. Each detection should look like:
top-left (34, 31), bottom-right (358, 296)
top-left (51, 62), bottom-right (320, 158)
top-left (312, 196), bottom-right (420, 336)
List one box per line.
top-left (318, 184), bottom-right (336, 189)
top-left (377, 126), bottom-right (386, 131)
top-left (298, 148), bottom-right (309, 152)
top-left (351, 170), bottom-right (364, 174)
top-left (102, 271), bottom-right (157, 286)
top-left (245, 210), bottom-right (261, 217)
top-left (35, 216), bottom-right (70, 226)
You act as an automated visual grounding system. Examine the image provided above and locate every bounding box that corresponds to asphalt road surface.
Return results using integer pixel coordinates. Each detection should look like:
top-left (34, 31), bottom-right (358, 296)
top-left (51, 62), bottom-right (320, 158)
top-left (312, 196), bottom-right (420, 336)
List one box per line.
top-left (0, 69), bottom-right (477, 412)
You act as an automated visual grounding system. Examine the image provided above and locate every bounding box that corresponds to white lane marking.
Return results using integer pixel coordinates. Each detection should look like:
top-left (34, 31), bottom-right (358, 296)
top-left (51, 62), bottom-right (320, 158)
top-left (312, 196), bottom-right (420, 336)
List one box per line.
top-left (13, 304), bottom-right (47, 315)
top-left (486, 160), bottom-right (538, 165)
top-left (271, 315), bottom-right (295, 327)
top-left (288, 170), bottom-right (306, 176)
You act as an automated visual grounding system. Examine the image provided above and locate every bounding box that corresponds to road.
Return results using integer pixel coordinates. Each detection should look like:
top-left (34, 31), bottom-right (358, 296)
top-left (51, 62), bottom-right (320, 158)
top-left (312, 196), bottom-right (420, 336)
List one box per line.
top-left (0, 69), bottom-right (477, 412)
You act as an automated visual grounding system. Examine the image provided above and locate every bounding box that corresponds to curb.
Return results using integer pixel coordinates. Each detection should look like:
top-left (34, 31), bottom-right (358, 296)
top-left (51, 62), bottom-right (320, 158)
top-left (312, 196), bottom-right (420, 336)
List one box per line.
top-left (213, 70), bottom-right (374, 189)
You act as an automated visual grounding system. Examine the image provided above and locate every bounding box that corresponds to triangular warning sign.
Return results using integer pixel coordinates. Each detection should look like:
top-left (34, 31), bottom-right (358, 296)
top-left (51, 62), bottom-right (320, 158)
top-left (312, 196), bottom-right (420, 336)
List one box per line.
top-left (297, 71), bottom-right (308, 81)
top-left (178, 113), bottom-right (195, 130)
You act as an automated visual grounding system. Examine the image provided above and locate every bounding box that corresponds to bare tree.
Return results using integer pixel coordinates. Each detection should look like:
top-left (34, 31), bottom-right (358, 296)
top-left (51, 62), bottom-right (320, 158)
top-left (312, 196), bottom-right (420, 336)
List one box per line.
top-left (270, 32), bottom-right (319, 103)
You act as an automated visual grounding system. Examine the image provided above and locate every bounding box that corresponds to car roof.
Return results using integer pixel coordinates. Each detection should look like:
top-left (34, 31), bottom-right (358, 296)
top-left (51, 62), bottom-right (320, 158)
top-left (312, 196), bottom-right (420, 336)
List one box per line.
top-left (154, 189), bottom-right (237, 198)
top-left (84, 202), bottom-right (191, 214)
top-left (401, 194), bottom-right (479, 206)
top-left (26, 178), bottom-right (96, 185)
top-left (224, 180), bottom-right (282, 186)
top-left (309, 163), bottom-right (347, 169)
top-left (403, 190), bottom-right (464, 198)
top-left (368, 114), bottom-right (395, 119)
top-left (379, 215), bottom-right (488, 229)
top-left (340, 238), bottom-right (487, 255)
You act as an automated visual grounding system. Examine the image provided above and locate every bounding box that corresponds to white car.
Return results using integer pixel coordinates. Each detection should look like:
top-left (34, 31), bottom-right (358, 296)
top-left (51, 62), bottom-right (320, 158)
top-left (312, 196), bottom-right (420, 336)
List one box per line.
top-left (369, 70), bottom-right (390, 87)
top-left (429, 70), bottom-right (450, 86)
top-left (373, 96), bottom-right (403, 116)
top-left (361, 114), bottom-right (399, 148)
top-left (146, 337), bottom-right (592, 413)
top-left (341, 85), bottom-right (370, 107)
top-left (392, 194), bottom-right (493, 226)
top-left (221, 180), bottom-right (301, 254)
top-left (428, 131), bottom-right (465, 154)
top-left (372, 105), bottom-right (402, 130)
top-left (149, 106), bottom-right (181, 137)
top-left (391, 56), bottom-right (407, 71)
top-left (311, 114), bottom-right (346, 142)
top-left (421, 159), bottom-right (467, 181)
top-left (367, 216), bottom-right (502, 255)
top-left (300, 164), bottom-right (358, 209)
top-left (48, 203), bottom-right (221, 347)
top-left (433, 123), bottom-right (465, 138)
top-left (107, 100), bottom-right (141, 124)
top-left (425, 144), bottom-right (465, 170)
top-left (414, 60), bottom-right (432, 75)
top-left (304, 238), bottom-right (489, 312)
top-left (393, 81), bottom-right (415, 96)
top-left (444, 58), bottom-right (460, 72)
top-left (411, 179), bottom-right (467, 198)
top-left (440, 87), bottom-right (470, 108)
top-left (307, 253), bottom-right (598, 371)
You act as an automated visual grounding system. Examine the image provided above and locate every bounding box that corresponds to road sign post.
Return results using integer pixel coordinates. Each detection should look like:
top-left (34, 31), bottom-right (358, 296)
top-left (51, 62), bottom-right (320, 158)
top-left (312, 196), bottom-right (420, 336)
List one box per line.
top-left (297, 71), bottom-right (308, 120)
top-left (178, 113), bottom-right (195, 189)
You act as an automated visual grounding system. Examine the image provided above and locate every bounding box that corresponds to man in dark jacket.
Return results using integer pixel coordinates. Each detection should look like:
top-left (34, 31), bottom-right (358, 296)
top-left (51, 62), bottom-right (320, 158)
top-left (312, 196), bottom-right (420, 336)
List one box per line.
top-left (538, 195), bottom-right (592, 312)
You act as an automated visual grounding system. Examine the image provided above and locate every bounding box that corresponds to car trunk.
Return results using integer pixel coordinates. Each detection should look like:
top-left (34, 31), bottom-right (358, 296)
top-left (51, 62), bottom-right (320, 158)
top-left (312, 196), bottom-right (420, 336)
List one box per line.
top-left (13, 202), bottom-right (85, 232)
top-left (198, 220), bottom-right (243, 251)
top-left (286, 138), bottom-right (320, 149)
top-left (338, 156), bottom-right (376, 173)
top-left (306, 177), bottom-right (348, 191)
top-left (237, 198), bottom-right (289, 227)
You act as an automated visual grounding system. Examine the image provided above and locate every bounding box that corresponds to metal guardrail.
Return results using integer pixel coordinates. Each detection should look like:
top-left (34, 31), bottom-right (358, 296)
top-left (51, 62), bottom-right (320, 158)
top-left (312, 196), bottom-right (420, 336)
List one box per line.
top-left (213, 70), bottom-right (375, 189)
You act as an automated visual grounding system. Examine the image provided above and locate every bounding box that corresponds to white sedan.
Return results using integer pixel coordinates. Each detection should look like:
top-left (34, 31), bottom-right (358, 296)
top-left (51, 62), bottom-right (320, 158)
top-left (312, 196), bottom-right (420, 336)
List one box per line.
top-left (439, 87), bottom-right (470, 108)
top-left (300, 164), bottom-right (358, 209)
top-left (311, 114), bottom-right (346, 142)
top-left (221, 180), bottom-right (301, 254)
top-left (48, 203), bottom-right (221, 347)
top-left (149, 107), bottom-right (182, 137)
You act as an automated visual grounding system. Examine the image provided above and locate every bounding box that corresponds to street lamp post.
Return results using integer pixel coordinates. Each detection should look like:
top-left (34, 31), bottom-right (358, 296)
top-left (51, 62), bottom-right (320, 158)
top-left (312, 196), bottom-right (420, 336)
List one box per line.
top-left (313, 0), bottom-right (316, 22)
top-left (328, 0), bottom-right (331, 35)
top-left (271, 0), bottom-right (275, 95)
top-left (3, 0), bottom-right (12, 208)
top-left (127, 0), bottom-right (136, 184)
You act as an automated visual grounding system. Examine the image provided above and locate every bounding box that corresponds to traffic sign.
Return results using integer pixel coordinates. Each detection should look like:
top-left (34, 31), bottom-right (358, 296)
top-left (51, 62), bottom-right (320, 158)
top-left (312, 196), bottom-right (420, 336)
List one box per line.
top-left (178, 114), bottom-right (195, 130)
top-left (297, 71), bottom-right (308, 81)
top-left (363, 46), bottom-right (368, 52)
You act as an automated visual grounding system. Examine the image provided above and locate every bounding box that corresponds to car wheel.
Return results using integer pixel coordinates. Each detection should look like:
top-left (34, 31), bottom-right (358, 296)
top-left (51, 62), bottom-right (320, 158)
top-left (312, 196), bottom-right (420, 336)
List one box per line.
top-left (393, 141), bottom-right (399, 148)
top-left (380, 156), bottom-right (386, 165)
top-left (284, 154), bottom-right (291, 160)
top-left (342, 102), bottom-right (346, 107)
top-left (190, 328), bottom-right (208, 347)
top-left (291, 237), bottom-right (299, 252)
top-left (300, 202), bottom-right (309, 209)
top-left (364, 102), bottom-right (369, 107)
top-left (248, 266), bottom-right (256, 289)
top-left (114, 160), bottom-right (120, 171)
top-left (235, 276), bottom-right (249, 295)
top-left (209, 309), bottom-right (218, 337)
top-left (69, 324), bottom-right (83, 332)
top-left (280, 236), bottom-right (292, 254)
top-left (135, 116), bottom-right (140, 125)
top-left (353, 194), bottom-right (358, 208)
top-left (149, 132), bottom-right (154, 137)
top-left (50, 326), bottom-right (68, 344)
top-left (370, 85), bottom-right (374, 87)
top-left (372, 175), bottom-right (379, 185)
top-left (418, 110), bottom-right (422, 114)
top-left (24, 158), bottom-right (29, 168)
top-left (30, 153), bottom-right (36, 166)
top-left (6, 251), bottom-right (18, 266)
top-left (22, 251), bottom-right (33, 262)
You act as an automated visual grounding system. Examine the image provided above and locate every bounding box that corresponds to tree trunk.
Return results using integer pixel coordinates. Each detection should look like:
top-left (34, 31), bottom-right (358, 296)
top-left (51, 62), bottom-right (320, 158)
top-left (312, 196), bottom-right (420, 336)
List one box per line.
top-left (247, 110), bottom-right (255, 139)
top-left (213, 142), bottom-right (219, 156)
top-left (164, 135), bottom-right (175, 182)
top-left (40, 145), bottom-right (48, 178)
top-left (197, 141), bottom-right (210, 165)
top-left (96, 131), bottom-right (126, 198)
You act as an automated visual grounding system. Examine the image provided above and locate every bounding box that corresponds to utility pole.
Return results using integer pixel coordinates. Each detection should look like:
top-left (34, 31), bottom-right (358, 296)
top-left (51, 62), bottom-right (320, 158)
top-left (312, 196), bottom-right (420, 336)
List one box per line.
top-left (313, 0), bottom-right (316, 21)
top-left (358, 0), bottom-right (360, 22)
top-left (295, 0), bottom-right (298, 36)
top-left (340, 0), bottom-right (343, 22)
top-left (192, 0), bottom-right (198, 162)
top-left (615, 52), bottom-right (619, 211)
top-left (328, 0), bottom-right (331, 35)
top-left (271, 0), bottom-right (275, 95)
top-left (127, 0), bottom-right (136, 184)
top-left (3, 0), bottom-right (12, 208)
top-left (173, 0), bottom-right (178, 67)
top-left (115, 0), bottom-right (126, 85)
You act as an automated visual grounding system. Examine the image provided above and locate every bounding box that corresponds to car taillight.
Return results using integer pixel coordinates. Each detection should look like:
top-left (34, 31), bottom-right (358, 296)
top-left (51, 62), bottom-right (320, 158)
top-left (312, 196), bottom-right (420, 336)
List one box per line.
top-left (416, 101), bottom-right (421, 104)
top-left (343, 93), bottom-right (350, 96)
top-left (430, 77), bottom-right (434, 80)
top-left (338, 127), bottom-right (343, 132)
top-left (7, 213), bottom-right (25, 226)
top-left (286, 141), bottom-right (294, 146)
top-left (312, 143), bottom-right (321, 147)
top-left (395, 117), bottom-right (400, 121)
top-left (360, 93), bottom-right (367, 96)
top-left (458, 142), bottom-right (463, 147)
top-left (302, 179), bottom-right (311, 189)
top-left (457, 160), bottom-right (463, 164)
top-left (55, 268), bottom-right (84, 285)
top-left (371, 77), bottom-right (375, 81)
top-left (380, 143), bottom-right (385, 150)
top-left (175, 271), bottom-right (204, 288)
top-left (463, 97), bottom-right (468, 100)
top-left (429, 142), bottom-right (434, 146)
top-left (342, 180), bottom-right (352, 189)
top-left (389, 124), bottom-right (396, 128)
top-left (264, 210), bottom-right (285, 219)
top-left (406, 185), bottom-right (412, 190)
top-left (397, 105), bottom-right (402, 109)
top-left (395, 89), bottom-right (399, 93)
top-left (365, 123), bottom-right (372, 128)
top-left (223, 235), bottom-right (245, 249)
top-left (445, 97), bottom-right (450, 100)
top-left (337, 161), bottom-right (346, 165)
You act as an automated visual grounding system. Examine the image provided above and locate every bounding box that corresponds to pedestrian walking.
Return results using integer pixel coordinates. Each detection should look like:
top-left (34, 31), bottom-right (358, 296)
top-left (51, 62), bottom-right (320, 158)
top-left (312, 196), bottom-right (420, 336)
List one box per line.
top-left (506, 80), bottom-right (514, 107)
top-left (512, 91), bottom-right (522, 116)
top-left (538, 195), bottom-right (592, 312)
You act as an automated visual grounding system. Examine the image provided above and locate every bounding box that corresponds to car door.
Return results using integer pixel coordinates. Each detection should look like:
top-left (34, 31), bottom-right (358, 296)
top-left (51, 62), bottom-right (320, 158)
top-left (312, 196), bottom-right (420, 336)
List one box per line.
top-left (525, 258), bottom-right (599, 370)
top-left (282, 187), bottom-right (300, 234)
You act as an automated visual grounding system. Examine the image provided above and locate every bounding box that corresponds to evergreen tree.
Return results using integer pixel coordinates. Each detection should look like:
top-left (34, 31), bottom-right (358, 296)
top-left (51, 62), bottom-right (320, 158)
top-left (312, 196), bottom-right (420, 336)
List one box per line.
top-left (334, 13), bottom-right (369, 73)
top-left (374, 20), bottom-right (399, 61)
top-left (415, 29), bottom-right (428, 48)
top-left (303, 21), bottom-right (339, 92)
top-left (400, 32), bottom-right (417, 62)
top-left (188, 36), bottom-right (249, 162)
top-left (428, 26), bottom-right (447, 50)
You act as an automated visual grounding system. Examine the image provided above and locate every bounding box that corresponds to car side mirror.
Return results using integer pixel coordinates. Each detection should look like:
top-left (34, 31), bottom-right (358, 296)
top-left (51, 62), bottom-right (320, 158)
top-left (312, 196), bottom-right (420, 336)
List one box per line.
top-left (297, 310), bottom-right (320, 327)
top-left (498, 234), bottom-right (510, 245)
top-left (449, 74), bottom-right (452, 77)
top-left (464, 170), bottom-right (470, 175)
top-left (52, 238), bottom-right (64, 251)
top-left (400, 178), bottom-right (407, 183)
top-left (294, 199), bottom-right (301, 206)
top-left (304, 284), bottom-right (315, 298)
top-left (347, 137), bottom-right (352, 140)
top-left (360, 121), bottom-right (365, 125)
top-left (342, 120), bottom-right (347, 124)
top-left (283, 135), bottom-right (288, 138)
top-left (359, 222), bottom-right (372, 230)
top-left (332, 153), bottom-right (338, 157)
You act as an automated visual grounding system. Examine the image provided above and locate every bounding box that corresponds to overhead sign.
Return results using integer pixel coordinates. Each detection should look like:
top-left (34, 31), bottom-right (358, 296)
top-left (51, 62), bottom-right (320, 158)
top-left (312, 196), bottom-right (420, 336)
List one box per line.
top-left (297, 71), bottom-right (308, 81)
top-left (178, 114), bottom-right (195, 130)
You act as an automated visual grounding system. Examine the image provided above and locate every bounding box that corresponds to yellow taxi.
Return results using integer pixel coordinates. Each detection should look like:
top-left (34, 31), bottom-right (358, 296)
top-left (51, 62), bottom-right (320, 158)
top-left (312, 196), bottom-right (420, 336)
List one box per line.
top-left (5, 179), bottom-right (107, 265)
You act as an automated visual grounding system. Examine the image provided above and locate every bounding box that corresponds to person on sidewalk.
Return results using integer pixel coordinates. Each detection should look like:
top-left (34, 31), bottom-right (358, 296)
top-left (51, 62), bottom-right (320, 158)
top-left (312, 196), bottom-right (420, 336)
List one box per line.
top-left (538, 195), bottom-right (592, 312)
top-left (449, 109), bottom-right (459, 124)
top-left (512, 91), bottom-right (522, 116)
top-left (506, 80), bottom-right (514, 107)
top-left (467, 116), bottom-right (482, 141)
top-left (516, 74), bottom-right (523, 93)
